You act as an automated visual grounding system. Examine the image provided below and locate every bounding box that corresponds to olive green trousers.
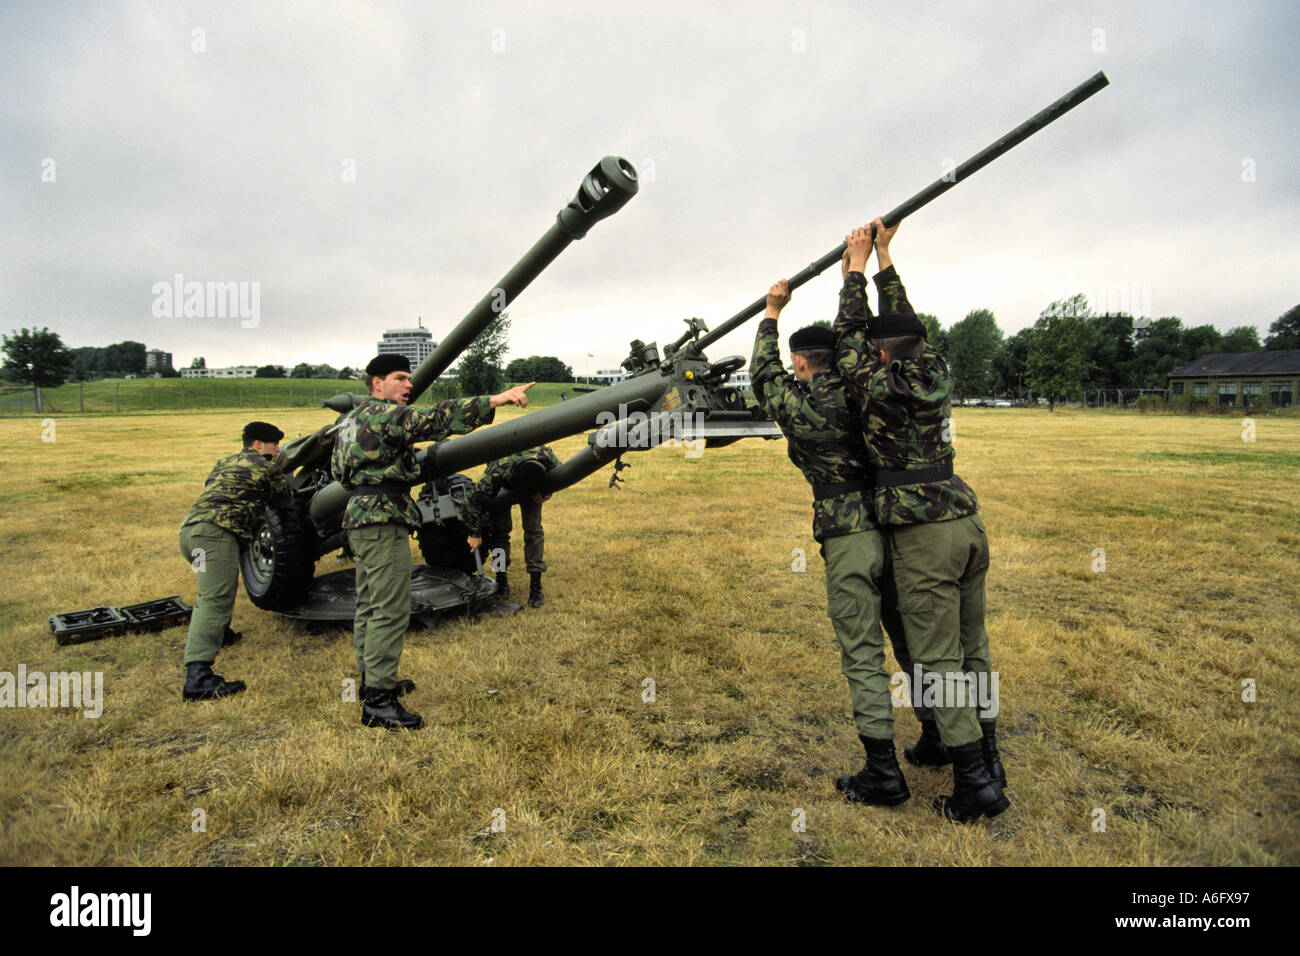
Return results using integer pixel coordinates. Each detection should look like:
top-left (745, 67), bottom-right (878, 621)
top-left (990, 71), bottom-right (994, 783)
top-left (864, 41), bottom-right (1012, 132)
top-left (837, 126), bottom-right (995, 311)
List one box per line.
top-left (888, 514), bottom-right (993, 748)
top-left (486, 500), bottom-right (546, 574)
top-left (179, 522), bottom-right (241, 665)
top-left (349, 523), bottom-right (412, 690)
top-left (822, 529), bottom-right (895, 740)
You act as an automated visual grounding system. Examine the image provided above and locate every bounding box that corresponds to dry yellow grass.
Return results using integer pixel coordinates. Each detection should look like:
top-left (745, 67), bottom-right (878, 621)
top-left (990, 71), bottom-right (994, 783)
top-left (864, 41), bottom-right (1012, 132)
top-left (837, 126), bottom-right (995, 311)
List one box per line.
top-left (0, 406), bottom-right (1296, 865)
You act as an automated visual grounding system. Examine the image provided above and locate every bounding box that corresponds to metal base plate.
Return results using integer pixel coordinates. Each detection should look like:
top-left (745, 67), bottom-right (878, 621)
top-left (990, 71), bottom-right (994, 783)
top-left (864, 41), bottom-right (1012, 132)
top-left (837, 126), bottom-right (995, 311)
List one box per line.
top-left (276, 566), bottom-right (503, 625)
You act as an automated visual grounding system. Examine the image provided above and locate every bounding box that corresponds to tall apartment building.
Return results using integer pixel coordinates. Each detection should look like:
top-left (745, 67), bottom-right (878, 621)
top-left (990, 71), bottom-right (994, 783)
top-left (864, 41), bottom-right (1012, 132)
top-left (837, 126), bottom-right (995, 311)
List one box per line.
top-left (377, 319), bottom-right (437, 369)
top-left (146, 348), bottom-right (172, 372)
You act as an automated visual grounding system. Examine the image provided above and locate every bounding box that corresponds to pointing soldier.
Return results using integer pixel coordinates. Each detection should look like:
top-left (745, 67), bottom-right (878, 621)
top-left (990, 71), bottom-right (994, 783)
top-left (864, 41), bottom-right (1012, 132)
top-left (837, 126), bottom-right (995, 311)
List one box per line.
top-left (751, 281), bottom-right (911, 807)
top-left (178, 421), bottom-right (290, 701)
top-left (464, 445), bottom-right (560, 607)
top-left (333, 353), bottom-right (533, 730)
top-left (835, 219), bottom-right (1007, 822)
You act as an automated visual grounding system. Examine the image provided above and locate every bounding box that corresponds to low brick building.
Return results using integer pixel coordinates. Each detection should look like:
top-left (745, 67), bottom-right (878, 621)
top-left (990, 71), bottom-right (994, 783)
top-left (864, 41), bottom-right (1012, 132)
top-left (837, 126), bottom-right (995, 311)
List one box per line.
top-left (1168, 350), bottom-right (1300, 408)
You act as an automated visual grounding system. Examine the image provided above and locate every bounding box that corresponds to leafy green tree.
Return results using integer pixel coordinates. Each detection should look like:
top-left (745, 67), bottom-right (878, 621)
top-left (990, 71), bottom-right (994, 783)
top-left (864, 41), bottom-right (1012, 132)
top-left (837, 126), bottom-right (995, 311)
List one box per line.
top-left (459, 315), bottom-right (510, 396)
top-left (917, 313), bottom-right (947, 356)
top-left (992, 327), bottom-right (1034, 397)
top-left (1263, 305), bottom-right (1299, 350)
top-left (189, 356), bottom-right (206, 369)
top-left (290, 362), bottom-right (315, 379)
top-left (312, 363), bottom-right (339, 379)
top-left (946, 309), bottom-right (1003, 397)
top-left (256, 364), bottom-right (286, 378)
top-left (2, 326), bottom-right (74, 412)
top-left (1220, 326), bottom-right (1262, 352)
top-left (1181, 324), bottom-right (1223, 363)
top-left (1083, 314), bottom-right (1136, 392)
top-left (1129, 316), bottom-right (1185, 387)
top-left (1025, 296), bottom-right (1096, 411)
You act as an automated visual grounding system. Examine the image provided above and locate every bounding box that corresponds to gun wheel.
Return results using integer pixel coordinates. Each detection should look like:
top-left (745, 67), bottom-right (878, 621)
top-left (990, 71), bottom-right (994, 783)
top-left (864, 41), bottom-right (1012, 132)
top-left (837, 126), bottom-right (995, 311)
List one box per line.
top-left (240, 501), bottom-right (318, 611)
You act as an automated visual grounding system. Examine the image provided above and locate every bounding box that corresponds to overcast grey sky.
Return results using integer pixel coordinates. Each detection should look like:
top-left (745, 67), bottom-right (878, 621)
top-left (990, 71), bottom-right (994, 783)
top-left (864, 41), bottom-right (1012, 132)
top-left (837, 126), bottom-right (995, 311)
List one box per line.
top-left (3, 0), bottom-right (1297, 374)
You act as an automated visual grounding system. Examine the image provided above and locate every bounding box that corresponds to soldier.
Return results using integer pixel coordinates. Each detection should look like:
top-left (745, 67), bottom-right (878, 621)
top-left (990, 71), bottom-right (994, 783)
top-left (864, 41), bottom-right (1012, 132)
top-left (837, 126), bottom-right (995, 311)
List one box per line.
top-left (835, 219), bottom-right (1008, 822)
top-left (463, 445), bottom-right (560, 608)
top-left (333, 354), bottom-right (533, 730)
top-left (751, 280), bottom-right (910, 807)
top-left (178, 421), bottom-right (291, 701)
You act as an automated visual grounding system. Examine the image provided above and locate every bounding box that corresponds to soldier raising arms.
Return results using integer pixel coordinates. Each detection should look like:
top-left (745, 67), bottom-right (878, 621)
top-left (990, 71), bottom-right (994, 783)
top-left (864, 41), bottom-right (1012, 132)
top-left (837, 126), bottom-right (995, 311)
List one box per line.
top-left (751, 281), bottom-right (911, 807)
top-left (836, 220), bottom-right (1007, 822)
top-left (178, 421), bottom-right (291, 701)
top-left (332, 353), bottom-right (532, 730)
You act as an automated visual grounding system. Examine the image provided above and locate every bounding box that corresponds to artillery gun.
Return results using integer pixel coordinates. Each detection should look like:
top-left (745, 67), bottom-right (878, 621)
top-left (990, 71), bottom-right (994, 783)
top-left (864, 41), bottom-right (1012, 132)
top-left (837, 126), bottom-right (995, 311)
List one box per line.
top-left (241, 155), bottom-right (783, 619)
top-left (240, 72), bottom-right (1110, 620)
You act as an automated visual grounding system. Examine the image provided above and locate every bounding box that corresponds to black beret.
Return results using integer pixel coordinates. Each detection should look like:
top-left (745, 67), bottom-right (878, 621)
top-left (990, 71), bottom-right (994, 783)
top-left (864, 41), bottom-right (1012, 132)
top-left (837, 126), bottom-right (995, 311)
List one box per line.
top-left (789, 325), bottom-right (836, 352)
top-left (511, 458), bottom-right (549, 495)
top-left (365, 354), bottom-right (412, 378)
top-left (870, 310), bottom-right (927, 338)
top-left (243, 421), bottom-right (284, 444)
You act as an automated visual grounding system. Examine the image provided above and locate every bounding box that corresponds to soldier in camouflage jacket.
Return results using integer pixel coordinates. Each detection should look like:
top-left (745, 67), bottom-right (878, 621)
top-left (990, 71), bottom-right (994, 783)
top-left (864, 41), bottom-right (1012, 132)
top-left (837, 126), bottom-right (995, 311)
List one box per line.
top-left (834, 220), bottom-right (1008, 823)
top-left (178, 421), bottom-right (291, 701)
top-left (463, 445), bottom-right (560, 608)
top-left (751, 280), bottom-right (910, 807)
top-left (331, 353), bottom-right (533, 730)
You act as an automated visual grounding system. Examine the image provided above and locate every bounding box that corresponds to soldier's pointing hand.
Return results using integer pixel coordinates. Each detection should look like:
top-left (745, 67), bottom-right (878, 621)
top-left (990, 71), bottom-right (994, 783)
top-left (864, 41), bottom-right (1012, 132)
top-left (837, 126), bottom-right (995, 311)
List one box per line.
top-left (491, 382), bottom-right (536, 408)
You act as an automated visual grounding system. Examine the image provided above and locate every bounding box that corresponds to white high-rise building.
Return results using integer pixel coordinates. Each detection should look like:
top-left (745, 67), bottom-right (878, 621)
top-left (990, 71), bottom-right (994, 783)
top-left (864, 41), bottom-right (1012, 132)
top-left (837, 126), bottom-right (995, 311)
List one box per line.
top-left (377, 318), bottom-right (437, 369)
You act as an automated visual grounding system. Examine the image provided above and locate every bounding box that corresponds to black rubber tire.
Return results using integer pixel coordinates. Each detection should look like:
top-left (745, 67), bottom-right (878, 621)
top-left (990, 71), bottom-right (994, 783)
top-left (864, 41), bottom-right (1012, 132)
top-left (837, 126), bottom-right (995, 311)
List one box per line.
top-left (417, 519), bottom-right (478, 575)
top-left (240, 501), bottom-right (318, 611)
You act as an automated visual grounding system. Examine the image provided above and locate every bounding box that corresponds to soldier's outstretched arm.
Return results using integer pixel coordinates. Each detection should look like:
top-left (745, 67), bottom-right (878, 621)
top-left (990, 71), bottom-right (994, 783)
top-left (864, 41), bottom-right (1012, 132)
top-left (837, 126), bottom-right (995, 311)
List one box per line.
top-left (491, 382), bottom-right (535, 408)
top-left (751, 279), bottom-right (792, 412)
top-left (835, 226), bottom-right (877, 385)
top-left (868, 216), bottom-right (919, 327)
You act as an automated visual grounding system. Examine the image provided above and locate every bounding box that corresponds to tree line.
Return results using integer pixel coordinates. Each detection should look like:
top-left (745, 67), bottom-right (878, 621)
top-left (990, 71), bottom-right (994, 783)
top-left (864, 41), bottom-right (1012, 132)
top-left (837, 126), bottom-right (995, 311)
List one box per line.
top-left (929, 300), bottom-right (1299, 407)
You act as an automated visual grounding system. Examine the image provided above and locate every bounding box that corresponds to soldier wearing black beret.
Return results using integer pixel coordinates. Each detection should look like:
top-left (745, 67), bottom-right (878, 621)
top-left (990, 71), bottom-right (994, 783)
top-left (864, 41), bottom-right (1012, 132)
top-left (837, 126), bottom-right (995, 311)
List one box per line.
top-left (178, 421), bottom-right (290, 700)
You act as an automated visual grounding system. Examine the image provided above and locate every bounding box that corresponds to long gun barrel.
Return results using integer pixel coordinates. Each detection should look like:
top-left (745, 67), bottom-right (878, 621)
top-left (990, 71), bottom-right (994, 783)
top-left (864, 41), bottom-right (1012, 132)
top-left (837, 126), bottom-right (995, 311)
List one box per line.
top-left (407, 155), bottom-right (640, 403)
top-left (692, 71), bottom-right (1110, 353)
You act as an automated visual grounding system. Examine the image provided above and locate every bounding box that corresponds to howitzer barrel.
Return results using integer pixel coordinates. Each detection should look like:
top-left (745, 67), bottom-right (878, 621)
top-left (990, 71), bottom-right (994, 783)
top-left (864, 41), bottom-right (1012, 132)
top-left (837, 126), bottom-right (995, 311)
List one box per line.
top-left (692, 71), bottom-right (1109, 353)
top-left (408, 156), bottom-right (639, 403)
top-left (422, 372), bottom-right (671, 477)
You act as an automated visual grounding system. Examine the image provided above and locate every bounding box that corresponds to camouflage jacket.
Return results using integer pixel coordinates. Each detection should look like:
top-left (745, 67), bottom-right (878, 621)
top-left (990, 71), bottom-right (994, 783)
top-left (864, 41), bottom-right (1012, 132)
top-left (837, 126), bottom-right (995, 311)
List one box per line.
top-left (834, 267), bottom-right (979, 526)
top-left (332, 395), bottom-right (494, 531)
top-left (463, 445), bottom-right (562, 536)
top-left (751, 317), bottom-right (877, 541)
top-left (182, 448), bottom-right (293, 541)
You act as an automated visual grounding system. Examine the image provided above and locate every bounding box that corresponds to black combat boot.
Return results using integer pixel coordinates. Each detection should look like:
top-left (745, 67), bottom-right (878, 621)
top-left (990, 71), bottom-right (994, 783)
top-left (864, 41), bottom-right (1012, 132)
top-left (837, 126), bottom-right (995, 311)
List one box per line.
top-left (528, 572), bottom-right (544, 608)
top-left (221, 625), bottom-right (243, 647)
top-left (361, 685), bottom-right (423, 730)
top-left (981, 722), bottom-right (1007, 789)
top-left (934, 742), bottom-right (1010, 823)
top-left (835, 736), bottom-right (910, 806)
top-left (903, 720), bottom-right (951, 767)
top-left (359, 673), bottom-right (416, 698)
top-left (182, 662), bottom-right (246, 701)
top-left (496, 571), bottom-right (510, 601)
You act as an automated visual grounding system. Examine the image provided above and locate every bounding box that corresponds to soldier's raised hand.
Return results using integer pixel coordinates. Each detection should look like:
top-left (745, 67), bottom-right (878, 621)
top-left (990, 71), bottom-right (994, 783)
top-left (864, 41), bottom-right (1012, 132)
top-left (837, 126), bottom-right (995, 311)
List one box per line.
top-left (490, 382), bottom-right (536, 408)
top-left (765, 279), bottom-right (791, 316)
top-left (845, 226), bottom-right (872, 275)
top-left (872, 216), bottom-right (898, 270)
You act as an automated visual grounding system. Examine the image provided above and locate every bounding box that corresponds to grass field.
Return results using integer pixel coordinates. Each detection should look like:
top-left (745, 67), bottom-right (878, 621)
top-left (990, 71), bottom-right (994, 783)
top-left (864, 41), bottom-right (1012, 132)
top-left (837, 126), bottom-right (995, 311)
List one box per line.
top-left (0, 379), bottom-right (593, 416)
top-left (0, 406), bottom-right (1296, 866)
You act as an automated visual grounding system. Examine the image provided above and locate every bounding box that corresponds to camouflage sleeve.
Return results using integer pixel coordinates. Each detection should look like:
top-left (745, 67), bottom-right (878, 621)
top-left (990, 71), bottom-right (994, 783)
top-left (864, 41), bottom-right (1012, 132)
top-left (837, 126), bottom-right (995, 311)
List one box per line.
top-left (834, 272), bottom-right (878, 387)
top-left (463, 460), bottom-right (508, 537)
top-left (406, 395), bottom-right (495, 443)
top-left (265, 461), bottom-right (292, 509)
top-left (750, 319), bottom-right (829, 433)
top-left (871, 265), bottom-right (919, 333)
top-left (540, 446), bottom-right (561, 470)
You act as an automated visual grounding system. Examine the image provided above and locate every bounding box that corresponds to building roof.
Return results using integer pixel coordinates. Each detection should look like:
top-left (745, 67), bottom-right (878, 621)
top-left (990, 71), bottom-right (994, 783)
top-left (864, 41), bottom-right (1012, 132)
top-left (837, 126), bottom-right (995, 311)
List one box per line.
top-left (1169, 350), bottom-right (1300, 378)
